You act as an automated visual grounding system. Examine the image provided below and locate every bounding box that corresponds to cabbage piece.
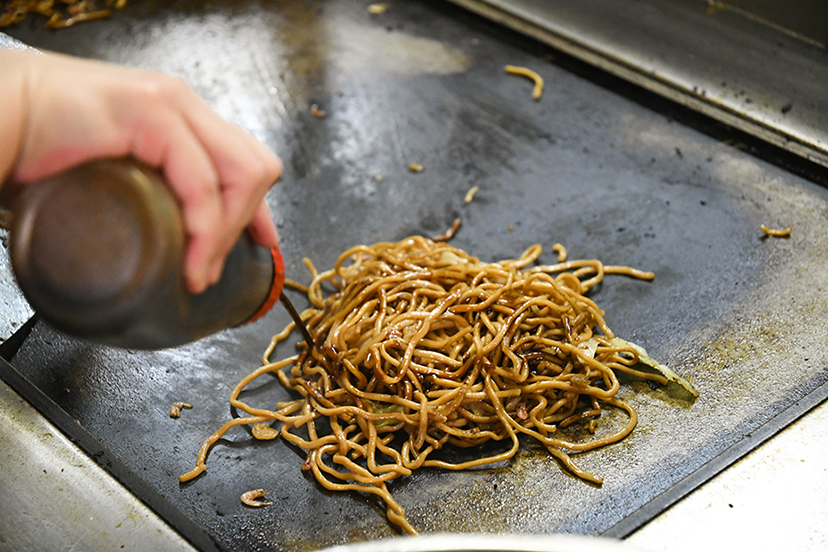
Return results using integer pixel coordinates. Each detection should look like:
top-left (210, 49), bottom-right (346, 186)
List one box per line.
top-left (582, 336), bottom-right (699, 398)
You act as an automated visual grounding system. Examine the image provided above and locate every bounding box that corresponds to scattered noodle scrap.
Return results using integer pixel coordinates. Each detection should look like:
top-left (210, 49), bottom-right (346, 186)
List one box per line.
top-left (464, 186), bottom-right (479, 204)
top-left (169, 402), bottom-right (192, 418)
top-left (552, 243), bottom-right (567, 262)
top-left (241, 489), bottom-right (272, 507)
top-left (505, 65), bottom-right (544, 100)
top-left (181, 237), bottom-right (693, 534)
top-left (760, 224), bottom-right (791, 237)
top-left (431, 218), bottom-right (461, 242)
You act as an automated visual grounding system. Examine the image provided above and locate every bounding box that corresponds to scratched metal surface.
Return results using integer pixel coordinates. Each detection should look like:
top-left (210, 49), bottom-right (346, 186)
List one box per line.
top-left (0, 227), bottom-right (32, 347)
top-left (4, 1), bottom-right (828, 551)
top-left (444, 0), bottom-right (828, 168)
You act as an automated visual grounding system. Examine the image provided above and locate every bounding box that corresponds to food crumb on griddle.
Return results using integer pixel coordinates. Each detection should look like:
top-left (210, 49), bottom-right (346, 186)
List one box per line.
top-left (760, 224), bottom-right (791, 238)
top-left (241, 489), bottom-right (272, 507)
top-left (504, 65), bottom-right (544, 100)
top-left (169, 402), bottom-right (193, 418)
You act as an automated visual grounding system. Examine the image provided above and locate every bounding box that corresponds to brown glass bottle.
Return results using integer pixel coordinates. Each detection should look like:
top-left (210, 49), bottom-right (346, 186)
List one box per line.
top-left (8, 158), bottom-right (283, 349)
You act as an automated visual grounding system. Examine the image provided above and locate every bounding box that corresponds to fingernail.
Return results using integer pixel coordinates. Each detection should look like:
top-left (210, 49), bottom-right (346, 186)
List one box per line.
top-left (187, 280), bottom-right (205, 295)
top-left (186, 271), bottom-right (207, 294)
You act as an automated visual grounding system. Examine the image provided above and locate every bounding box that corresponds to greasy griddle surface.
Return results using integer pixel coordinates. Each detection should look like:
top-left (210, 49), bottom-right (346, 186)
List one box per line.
top-left (7, 1), bottom-right (828, 550)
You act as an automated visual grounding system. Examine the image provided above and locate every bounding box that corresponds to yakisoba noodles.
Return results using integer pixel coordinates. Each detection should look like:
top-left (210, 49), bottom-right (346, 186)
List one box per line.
top-left (181, 237), bottom-right (695, 534)
top-left (0, 0), bottom-right (126, 28)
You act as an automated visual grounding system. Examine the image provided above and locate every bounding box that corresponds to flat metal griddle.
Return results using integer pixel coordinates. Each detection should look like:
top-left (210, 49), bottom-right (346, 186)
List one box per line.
top-left (444, 0), bottom-right (828, 168)
top-left (4, 1), bottom-right (828, 550)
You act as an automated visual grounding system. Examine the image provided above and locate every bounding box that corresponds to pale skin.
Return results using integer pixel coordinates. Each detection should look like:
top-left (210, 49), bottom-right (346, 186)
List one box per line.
top-left (0, 49), bottom-right (282, 294)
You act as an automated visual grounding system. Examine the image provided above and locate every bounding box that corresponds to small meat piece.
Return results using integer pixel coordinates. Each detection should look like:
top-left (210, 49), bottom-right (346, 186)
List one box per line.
top-left (252, 423), bottom-right (279, 440)
top-left (241, 489), bottom-right (272, 507)
top-left (516, 401), bottom-right (529, 420)
top-left (169, 402), bottom-right (193, 418)
top-left (302, 455), bottom-right (313, 471)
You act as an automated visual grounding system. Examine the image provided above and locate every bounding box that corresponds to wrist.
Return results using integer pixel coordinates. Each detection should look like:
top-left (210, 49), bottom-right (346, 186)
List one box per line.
top-left (0, 50), bottom-right (32, 186)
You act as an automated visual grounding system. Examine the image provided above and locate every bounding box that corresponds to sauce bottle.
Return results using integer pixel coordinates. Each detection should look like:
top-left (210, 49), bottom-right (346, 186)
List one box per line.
top-left (8, 158), bottom-right (284, 349)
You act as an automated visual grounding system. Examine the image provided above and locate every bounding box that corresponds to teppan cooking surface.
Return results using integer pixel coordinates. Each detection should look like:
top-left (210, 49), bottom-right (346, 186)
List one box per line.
top-left (4, 1), bottom-right (828, 551)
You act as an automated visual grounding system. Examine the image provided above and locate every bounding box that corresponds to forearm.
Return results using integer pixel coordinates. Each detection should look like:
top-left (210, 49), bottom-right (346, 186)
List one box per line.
top-left (0, 50), bottom-right (30, 185)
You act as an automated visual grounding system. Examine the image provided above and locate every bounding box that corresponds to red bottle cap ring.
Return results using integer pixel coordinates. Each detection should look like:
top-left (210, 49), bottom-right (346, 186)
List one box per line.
top-left (245, 245), bottom-right (285, 324)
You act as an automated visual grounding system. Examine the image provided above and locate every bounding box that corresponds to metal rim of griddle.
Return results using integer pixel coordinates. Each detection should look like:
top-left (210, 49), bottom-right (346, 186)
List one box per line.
top-left (316, 533), bottom-right (646, 552)
top-left (0, 347), bottom-right (222, 552)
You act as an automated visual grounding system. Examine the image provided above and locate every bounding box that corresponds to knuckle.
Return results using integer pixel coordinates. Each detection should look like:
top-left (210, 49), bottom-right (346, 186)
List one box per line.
top-left (174, 176), bottom-right (207, 203)
top-left (160, 73), bottom-right (192, 96)
top-left (176, 179), bottom-right (222, 229)
top-left (268, 154), bottom-right (283, 182)
top-left (186, 218), bottom-right (221, 246)
top-left (226, 156), bottom-right (278, 194)
top-left (252, 153), bottom-right (283, 188)
top-left (140, 73), bottom-right (192, 104)
top-left (252, 161), bottom-right (274, 188)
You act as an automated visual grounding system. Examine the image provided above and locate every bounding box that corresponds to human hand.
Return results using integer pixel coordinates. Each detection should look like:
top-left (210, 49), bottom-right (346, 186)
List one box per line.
top-left (0, 49), bottom-right (282, 294)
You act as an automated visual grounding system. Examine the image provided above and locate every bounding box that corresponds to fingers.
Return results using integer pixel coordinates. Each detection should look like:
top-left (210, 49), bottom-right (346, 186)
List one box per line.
top-left (170, 90), bottom-right (282, 291)
top-left (122, 80), bottom-right (224, 293)
top-left (13, 52), bottom-right (282, 294)
top-left (153, 125), bottom-right (223, 294)
top-left (247, 201), bottom-right (280, 247)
